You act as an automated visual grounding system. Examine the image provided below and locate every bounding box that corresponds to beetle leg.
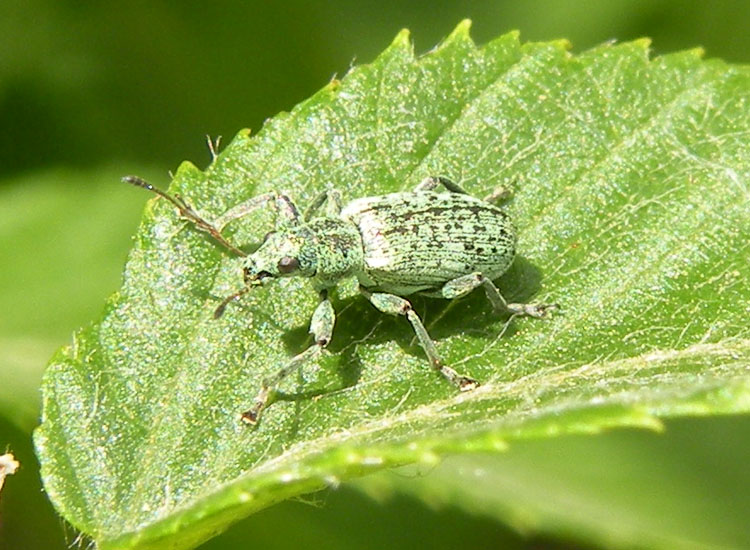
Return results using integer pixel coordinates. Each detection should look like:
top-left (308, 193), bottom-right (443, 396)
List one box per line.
top-left (360, 288), bottom-right (478, 391)
top-left (415, 176), bottom-right (469, 194)
top-left (303, 189), bottom-right (343, 220)
top-left (417, 176), bottom-right (513, 205)
top-left (241, 290), bottom-right (335, 426)
top-left (214, 193), bottom-right (300, 231)
top-left (442, 273), bottom-right (559, 318)
top-left (482, 185), bottom-right (512, 204)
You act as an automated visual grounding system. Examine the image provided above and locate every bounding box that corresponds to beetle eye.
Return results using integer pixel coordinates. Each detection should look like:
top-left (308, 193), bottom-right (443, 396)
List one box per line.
top-left (278, 256), bottom-right (299, 273)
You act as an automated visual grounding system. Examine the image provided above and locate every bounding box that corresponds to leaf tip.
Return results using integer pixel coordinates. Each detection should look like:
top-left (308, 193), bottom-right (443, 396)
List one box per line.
top-left (523, 37), bottom-right (572, 57)
top-left (555, 38), bottom-right (574, 52)
top-left (632, 37), bottom-right (653, 51)
top-left (686, 46), bottom-right (706, 60)
top-left (505, 29), bottom-right (521, 42)
top-left (227, 128), bottom-right (254, 152)
top-left (390, 28), bottom-right (411, 50)
top-left (174, 160), bottom-right (203, 180)
top-left (625, 37), bottom-right (654, 61)
top-left (324, 77), bottom-right (342, 93)
top-left (448, 18), bottom-right (473, 40)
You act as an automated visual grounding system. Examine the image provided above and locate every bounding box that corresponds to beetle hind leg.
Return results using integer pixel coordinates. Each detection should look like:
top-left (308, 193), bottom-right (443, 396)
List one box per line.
top-left (415, 176), bottom-right (469, 194)
top-left (441, 273), bottom-right (558, 318)
top-left (416, 176), bottom-right (514, 205)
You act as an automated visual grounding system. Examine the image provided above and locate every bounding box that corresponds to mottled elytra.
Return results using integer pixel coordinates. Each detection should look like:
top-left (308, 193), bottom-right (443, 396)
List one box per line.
top-left (124, 175), bottom-right (558, 425)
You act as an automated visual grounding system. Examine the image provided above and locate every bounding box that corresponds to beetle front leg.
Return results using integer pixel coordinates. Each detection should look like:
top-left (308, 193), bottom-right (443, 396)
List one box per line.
top-left (241, 290), bottom-right (335, 425)
top-left (360, 288), bottom-right (478, 391)
top-left (303, 189), bottom-right (343, 220)
top-left (214, 192), bottom-right (300, 231)
top-left (441, 273), bottom-right (559, 318)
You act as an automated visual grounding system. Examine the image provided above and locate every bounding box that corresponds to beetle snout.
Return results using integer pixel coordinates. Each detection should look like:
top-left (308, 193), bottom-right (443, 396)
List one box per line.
top-left (243, 263), bottom-right (272, 285)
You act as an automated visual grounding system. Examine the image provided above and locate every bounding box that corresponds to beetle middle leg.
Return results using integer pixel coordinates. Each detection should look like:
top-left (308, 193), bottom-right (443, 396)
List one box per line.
top-left (241, 290), bottom-right (335, 425)
top-left (360, 288), bottom-right (478, 391)
top-left (441, 273), bottom-right (558, 318)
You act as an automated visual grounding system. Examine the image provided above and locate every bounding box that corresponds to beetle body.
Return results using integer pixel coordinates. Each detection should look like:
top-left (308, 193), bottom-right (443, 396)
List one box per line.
top-left (244, 189), bottom-right (516, 296)
top-left (342, 191), bottom-right (516, 295)
top-left (125, 175), bottom-right (555, 425)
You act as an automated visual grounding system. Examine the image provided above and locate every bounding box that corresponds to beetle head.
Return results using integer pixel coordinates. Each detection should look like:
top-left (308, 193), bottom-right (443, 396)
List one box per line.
top-left (214, 227), bottom-right (318, 319)
top-left (242, 228), bottom-right (316, 283)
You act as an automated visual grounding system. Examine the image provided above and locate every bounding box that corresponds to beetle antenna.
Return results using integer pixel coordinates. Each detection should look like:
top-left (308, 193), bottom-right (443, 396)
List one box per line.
top-left (214, 286), bottom-right (251, 318)
top-left (122, 175), bottom-right (247, 257)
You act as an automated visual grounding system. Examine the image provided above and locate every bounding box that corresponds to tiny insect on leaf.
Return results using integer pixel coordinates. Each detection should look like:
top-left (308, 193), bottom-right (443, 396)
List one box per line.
top-left (124, 175), bottom-right (557, 425)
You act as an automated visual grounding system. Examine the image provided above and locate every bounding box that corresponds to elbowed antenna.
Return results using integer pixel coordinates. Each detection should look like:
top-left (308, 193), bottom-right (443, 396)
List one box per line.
top-left (124, 175), bottom-right (261, 319)
top-left (213, 286), bottom-right (251, 319)
top-left (122, 175), bottom-right (247, 257)
top-left (123, 175), bottom-right (168, 198)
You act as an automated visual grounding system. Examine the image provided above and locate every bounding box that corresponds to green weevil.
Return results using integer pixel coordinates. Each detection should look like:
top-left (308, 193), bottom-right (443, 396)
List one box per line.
top-left (124, 175), bottom-right (557, 425)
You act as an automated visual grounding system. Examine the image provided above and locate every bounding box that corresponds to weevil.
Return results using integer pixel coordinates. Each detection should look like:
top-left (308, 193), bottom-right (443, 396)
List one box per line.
top-left (124, 175), bottom-right (557, 425)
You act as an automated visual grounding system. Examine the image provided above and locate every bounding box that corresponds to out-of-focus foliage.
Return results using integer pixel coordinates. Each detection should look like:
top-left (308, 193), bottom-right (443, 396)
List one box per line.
top-left (2, 0), bottom-right (750, 178)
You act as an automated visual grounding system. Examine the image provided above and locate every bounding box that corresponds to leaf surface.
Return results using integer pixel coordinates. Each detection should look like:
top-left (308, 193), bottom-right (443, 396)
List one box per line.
top-left (35, 22), bottom-right (750, 550)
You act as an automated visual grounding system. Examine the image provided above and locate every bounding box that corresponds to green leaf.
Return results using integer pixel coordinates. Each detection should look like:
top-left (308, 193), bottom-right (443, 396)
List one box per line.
top-left (35, 21), bottom-right (750, 550)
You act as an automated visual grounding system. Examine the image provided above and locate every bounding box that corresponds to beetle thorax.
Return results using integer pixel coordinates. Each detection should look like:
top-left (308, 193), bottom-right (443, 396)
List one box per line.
top-left (305, 217), bottom-right (365, 287)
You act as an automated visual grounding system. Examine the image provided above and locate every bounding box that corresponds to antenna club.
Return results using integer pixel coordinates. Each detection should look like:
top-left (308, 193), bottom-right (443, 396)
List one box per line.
top-left (122, 175), bottom-right (153, 190)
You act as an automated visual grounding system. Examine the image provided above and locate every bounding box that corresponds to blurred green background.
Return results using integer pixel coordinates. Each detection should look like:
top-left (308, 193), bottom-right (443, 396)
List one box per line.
top-left (2, 1), bottom-right (750, 549)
